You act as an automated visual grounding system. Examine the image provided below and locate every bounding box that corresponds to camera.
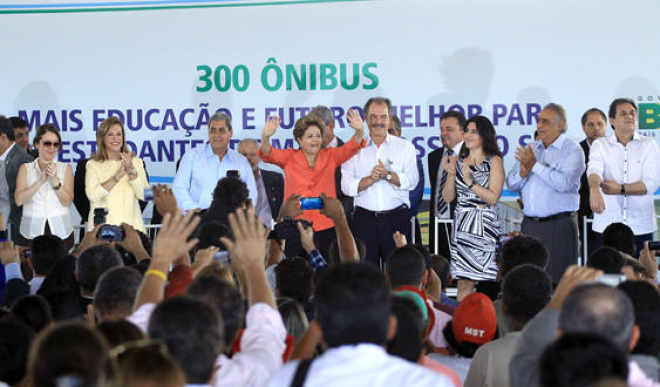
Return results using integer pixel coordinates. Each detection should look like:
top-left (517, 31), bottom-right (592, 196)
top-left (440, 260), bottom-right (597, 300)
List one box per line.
top-left (226, 170), bottom-right (240, 178)
top-left (213, 251), bottom-right (231, 263)
top-left (99, 224), bottom-right (125, 241)
top-left (93, 208), bottom-right (109, 226)
top-left (648, 241), bottom-right (660, 250)
top-left (274, 217), bottom-right (313, 240)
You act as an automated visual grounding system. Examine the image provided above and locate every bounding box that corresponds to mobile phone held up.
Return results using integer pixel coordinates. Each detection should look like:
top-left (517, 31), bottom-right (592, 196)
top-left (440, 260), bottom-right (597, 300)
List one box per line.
top-left (300, 197), bottom-right (323, 210)
top-left (99, 224), bottom-right (125, 241)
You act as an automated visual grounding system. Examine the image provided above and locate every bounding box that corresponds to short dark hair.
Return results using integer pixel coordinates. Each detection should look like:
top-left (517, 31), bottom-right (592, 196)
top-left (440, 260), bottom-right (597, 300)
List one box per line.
top-left (212, 177), bottom-right (249, 211)
top-left (186, 275), bottom-right (245, 348)
top-left (148, 296), bottom-right (223, 384)
top-left (581, 108), bottom-right (607, 126)
top-left (292, 114), bottom-right (326, 144)
top-left (461, 115), bottom-right (502, 158)
top-left (430, 255), bottom-right (451, 291)
top-left (76, 245), bottom-right (123, 294)
top-left (602, 222), bottom-right (635, 256)
top-left (0, 116), bottom-right (16, 141)
top-left (31, 235), bottom-right (66, 276)
top-left (587, 246), bottom-right (626, 274)
top-left (608, 98), bottom-right (637, 119)
top-left (10, 295), bottom-right (53, 333)
top-left (314, 263), bottom-right (390, 348)
top-left (0, 315), bottom-right (35, 385)
top-left (196, 221), bottom-right (231, 251)
top-left (440, 110), bottom-right (467, 131)
top-left (540, 333), bottom-right (628, 387)
top-left (93, 266), bottom-right (143, 321)
top-left (618, 281), bottom-right (660, 356)
top-left (502, 264), bottom-right (552, 328)
top-left (386, 245), bottom-right (426, 289)
top-left (364, 97), bottom-right (393, 117)
top-left (559, 283), bottom-right (634, 352)
top-left (500, 236), bottom-right (549, 278)
top-left (9, 116), bottom-right (28, 129)
top-left (275, 257), bottom-right (313, 305)
top-left (95, 319), bottom-right (144, 348)
top-left (28, 322), bottom-right (108, 387)
top-left (387, 294), bottom-right (426, 362)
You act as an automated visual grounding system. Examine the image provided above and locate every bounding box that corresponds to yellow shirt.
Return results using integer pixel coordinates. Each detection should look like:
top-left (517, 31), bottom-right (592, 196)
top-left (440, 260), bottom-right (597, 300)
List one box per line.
top-left (85, 158), bottom-right (149, 232)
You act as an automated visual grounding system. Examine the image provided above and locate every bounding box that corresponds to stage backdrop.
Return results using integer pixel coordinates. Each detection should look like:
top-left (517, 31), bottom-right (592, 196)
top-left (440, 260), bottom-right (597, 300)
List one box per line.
top-left (2, 0), bottom-right (660, 200)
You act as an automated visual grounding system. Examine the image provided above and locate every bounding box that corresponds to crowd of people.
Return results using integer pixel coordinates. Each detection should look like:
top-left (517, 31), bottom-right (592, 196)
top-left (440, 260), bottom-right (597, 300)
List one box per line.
top-left (1, 96), bottom-right (660, 387)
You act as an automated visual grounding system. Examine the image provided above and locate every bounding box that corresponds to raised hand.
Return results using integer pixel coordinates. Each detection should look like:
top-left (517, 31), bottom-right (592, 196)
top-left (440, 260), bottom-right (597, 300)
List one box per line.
top-left (262, 115), bottom-right (281, 138)
top-left (346, 109), bottom-right (365, 132)
top-left (151, 210), bottom-right (200, 265)
top-left (220, 209), bottom-right (268, 271)
top-left (515, 145), bottom-right (536, 170)
top-left (319, 193), bottom-right (344, 221)
top-left (278, 194), bottom-right (304, 221)
top-left (153, 184), bottom-right (179, 216)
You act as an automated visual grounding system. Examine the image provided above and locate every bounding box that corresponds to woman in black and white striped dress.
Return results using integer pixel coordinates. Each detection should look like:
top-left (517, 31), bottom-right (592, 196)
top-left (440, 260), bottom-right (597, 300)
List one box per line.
top-left (442, 115), bottom-right (505, 301)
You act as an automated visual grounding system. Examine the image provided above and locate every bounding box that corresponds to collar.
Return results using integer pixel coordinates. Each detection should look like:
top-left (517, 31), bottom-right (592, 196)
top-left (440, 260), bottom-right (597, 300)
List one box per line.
top-left (204, 143), bottom-right (232, 160)
top-left (537, 134), bottom-right (567, 150)
top-left (367, 133), bottom-right (392, 147)
top-left (0, 143), bottom-right (15, 161)
top-left (611, 131), bottom-right (641, 144)
top-left (450, 141), bottom-right (463, 155)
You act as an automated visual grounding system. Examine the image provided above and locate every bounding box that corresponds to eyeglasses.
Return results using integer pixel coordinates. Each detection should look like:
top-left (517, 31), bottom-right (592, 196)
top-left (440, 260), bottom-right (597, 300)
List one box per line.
top-left (40, 141), bottom-right (60, 149)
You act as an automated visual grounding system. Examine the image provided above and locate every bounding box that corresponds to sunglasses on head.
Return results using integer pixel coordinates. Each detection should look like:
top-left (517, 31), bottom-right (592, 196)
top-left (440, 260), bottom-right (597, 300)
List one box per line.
top-left (40, 141), bottom-right (60, 148)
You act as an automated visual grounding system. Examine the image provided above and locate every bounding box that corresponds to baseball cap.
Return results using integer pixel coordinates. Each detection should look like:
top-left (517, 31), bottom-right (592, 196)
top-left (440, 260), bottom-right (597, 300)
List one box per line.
top-left (451, 292), bottom-right (497, 346)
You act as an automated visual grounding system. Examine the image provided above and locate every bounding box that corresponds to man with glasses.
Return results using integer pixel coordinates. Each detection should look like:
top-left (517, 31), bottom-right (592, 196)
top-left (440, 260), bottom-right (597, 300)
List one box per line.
top-left (341, 97), bottom-right (419, 267)
top-left (588, 98), bottom-right (660, 256)
top-left (173, 112), bottom-right (256, 212)
top-left (0, 116), bottom-right (34, 243)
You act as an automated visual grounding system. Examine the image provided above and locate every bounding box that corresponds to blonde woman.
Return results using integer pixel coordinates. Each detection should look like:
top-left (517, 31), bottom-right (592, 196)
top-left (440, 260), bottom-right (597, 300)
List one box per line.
top-left (86, 117), bottom-right (149, 232)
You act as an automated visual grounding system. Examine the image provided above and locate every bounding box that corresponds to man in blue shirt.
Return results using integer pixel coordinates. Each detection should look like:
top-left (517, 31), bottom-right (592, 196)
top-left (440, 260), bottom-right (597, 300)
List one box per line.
top-left (173, 113), bottom-right (257, 212)
top-left (506, 104), bottom-right (584, 283)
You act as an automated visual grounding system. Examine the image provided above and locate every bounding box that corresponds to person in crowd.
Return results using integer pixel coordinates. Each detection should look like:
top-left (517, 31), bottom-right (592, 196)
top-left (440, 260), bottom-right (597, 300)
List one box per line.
top-left (589, 98), bottom-right (660, 256)
top-left (442, 115), bottom-right (504, 301)
top-left (506, 103), bottom-right (584, 283)
top-left (270, 263), bottom-right (454, 387)
top-left (199, 176), bottom-right (249, 228)
top-left (602, 222), bottom-right (636, 257)
top-left (15, 124), bottom-right (74, 250)
top-left (95, 319), bottom-right (144, 348)
top-left (577, 108), bottom-right (607, 257)
top-left (10, 294), bottom-right (53, 333)
top-left (509, 265), bottom-right (659, 387)
top-left (25, 235), bottom-right (66, 294)
top-left (104, 338), bottom-right (185, 387)
top-left (276, 297), bottom-right (309, 346)
top-left (9, 116), bottom-right (38, 158)
top-left (586, 246), bottom-right (626, 274)
top-left (0, 116), bottom-right (34, 244)
top-left (429, 292), bottom-right (498, 384)
top-left (93, 266), bottom-right (142, 323)
top-left (237, 138), bottom-right (284, 228)
top-left (259, 113), bottom-right (364, 256)
top-left (173, 112), bottom-right (256, 212)
top-left (85, 116), bottom-right (149, 232)
top-left (0, 314), bottom-right (35, 387)
top-left (341, 97), bottom-right (419, 266)
top-left (465, 264), bottom-right (552, 387)
top-left (428, 110), bottom-right (465, 258)
top-left (540, 333), bottom-right (629, 387)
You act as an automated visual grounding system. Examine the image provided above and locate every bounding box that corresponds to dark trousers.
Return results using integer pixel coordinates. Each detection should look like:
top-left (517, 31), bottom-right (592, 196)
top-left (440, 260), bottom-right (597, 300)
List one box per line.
top-left (353, 206), bottom-right (411, 268)
top-left (522, 214), bottom-right (578, 283)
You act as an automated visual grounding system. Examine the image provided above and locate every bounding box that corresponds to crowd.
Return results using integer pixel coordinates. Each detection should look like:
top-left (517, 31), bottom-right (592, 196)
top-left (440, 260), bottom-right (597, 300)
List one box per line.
top-left (1, 96), bottom-right (660, 387)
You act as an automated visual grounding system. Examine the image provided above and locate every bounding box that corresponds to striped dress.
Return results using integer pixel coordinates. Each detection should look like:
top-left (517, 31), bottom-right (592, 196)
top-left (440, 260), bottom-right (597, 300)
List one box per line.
top-left (450, 156), bottom-right (500, 281)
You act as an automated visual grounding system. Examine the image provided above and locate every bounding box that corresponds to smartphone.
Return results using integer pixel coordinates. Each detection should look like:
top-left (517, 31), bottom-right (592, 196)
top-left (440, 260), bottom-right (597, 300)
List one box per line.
top-left (596, 274), bottom-right (625, 287)
top-left (226, 170), bottom-right (240, 178)
top-left (648, 241), bottom-right (660, 250)
top-left (24, 249), bottom-right (31, 259)
top-left (213, 251), bottom-right (231, 263)
top-left (99, 224), bottom-right (125, 241)
top-left (143, 188), bottom-right (154, 201)
top-left (300, 197), bottom-right (323, 210)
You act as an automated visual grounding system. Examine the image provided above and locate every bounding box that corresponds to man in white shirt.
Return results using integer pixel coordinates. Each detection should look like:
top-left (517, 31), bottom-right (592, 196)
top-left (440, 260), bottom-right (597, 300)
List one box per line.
top-left (588, 98), bottom-right (660, 255)
top-left (341, 97), bottom-right (419, 267)
top-left (268, 263), bottom-right (453, 387)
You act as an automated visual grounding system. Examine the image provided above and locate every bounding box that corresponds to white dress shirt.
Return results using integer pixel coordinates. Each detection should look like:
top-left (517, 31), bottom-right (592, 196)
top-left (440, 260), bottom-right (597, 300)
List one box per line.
top-left (268, 343), bottom-right (453, 387)
top-left (341, 134), bottom-right (419, 211)
top-left (506, 135), bottom-right (585, 217)
top-left (587, 132), bottom-right (660, 234)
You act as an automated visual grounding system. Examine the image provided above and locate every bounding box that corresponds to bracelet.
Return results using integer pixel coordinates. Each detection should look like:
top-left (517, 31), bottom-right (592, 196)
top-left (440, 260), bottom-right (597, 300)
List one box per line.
top-left (128, 168), bottom-right (138, 177)
top-left (145, 269), bottom-right (167, 281)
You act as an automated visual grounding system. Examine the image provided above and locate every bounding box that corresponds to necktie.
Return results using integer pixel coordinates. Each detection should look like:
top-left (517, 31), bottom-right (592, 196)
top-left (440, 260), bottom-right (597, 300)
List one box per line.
top-left (435, 149), bottom-right (453, 219)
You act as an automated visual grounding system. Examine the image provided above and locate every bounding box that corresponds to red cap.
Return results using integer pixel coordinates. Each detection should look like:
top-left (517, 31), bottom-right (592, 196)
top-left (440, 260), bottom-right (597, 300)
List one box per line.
top-left (451, 293), bottom-right (497, 346)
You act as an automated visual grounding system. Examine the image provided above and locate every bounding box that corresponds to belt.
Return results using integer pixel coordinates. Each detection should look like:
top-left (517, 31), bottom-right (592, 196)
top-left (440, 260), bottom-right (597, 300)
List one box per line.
top-left (355, 205), bottom-right (407, 217)
top-left (524, 211), bottom-right (575, 223)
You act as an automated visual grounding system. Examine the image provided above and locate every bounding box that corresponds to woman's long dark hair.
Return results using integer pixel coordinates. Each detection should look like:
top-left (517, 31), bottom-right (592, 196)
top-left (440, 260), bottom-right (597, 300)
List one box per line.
top-left (459, 115), bottom-right (502, 158)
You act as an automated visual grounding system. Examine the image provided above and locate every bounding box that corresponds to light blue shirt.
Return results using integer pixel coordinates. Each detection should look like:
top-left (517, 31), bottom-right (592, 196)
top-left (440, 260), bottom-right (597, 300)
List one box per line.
top-left (4, 262), bottom-right (23, 282)
top-left (506, 134), bottom-right (585, 217)
top-left (173, 143), bottom-right (257, 211)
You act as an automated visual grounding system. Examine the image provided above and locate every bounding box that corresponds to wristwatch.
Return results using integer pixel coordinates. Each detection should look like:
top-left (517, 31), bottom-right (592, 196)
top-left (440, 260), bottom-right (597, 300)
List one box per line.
top-left (52, 182), bottom-right (62, 190)
top-left (386, 172), bottom-right (392, 181)
top-left (621, 184), bottom-right (626, 195)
